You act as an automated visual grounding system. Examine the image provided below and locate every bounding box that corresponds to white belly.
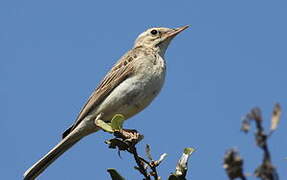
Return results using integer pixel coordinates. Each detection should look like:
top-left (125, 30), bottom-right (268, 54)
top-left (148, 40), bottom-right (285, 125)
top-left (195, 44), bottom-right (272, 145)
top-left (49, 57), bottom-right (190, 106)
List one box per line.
top-left (94, 58), bottom-right (166, 122)
top-left (95, 72), bottom-right (165, 122)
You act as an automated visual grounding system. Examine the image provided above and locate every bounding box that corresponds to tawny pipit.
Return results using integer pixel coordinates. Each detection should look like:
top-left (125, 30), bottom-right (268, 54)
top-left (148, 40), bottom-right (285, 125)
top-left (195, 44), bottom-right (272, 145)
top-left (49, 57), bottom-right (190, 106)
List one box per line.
top-left (24, 25), bottom-right (189, 179)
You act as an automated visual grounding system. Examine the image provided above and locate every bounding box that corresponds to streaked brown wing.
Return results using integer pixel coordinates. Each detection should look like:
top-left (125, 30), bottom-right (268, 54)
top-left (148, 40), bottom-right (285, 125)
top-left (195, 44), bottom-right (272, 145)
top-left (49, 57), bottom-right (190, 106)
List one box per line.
top-left (62, 52), bottom-right (135, 138)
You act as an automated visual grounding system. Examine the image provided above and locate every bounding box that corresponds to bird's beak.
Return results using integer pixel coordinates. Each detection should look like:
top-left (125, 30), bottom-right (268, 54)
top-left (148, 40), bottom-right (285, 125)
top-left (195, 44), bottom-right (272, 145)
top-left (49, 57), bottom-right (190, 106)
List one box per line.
top-left (164, 25), bottom-right (189, 39)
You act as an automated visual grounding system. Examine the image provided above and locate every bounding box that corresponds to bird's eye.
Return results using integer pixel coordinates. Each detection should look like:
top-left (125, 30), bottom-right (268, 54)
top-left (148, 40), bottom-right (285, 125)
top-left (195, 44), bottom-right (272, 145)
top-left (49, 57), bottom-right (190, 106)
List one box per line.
top-left (150, 29), bottom-right (158, 35)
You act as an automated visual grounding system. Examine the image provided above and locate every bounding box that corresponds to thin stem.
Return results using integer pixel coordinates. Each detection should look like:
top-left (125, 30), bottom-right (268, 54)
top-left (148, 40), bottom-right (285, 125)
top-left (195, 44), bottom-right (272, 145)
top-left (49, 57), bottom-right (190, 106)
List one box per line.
top-left (134, 154), bottom-right (159, 179)
top-left (129, 146), bottom-right (151, 180)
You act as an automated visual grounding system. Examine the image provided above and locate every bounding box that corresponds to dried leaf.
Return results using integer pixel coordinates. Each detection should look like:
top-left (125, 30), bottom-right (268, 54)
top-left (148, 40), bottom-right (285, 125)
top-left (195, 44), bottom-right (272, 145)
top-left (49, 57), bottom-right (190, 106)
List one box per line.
top-left (154, 153), bottom-right (168, 166)
top-left (270, 103), bottom-right (281, 132)
top-left (107, 168), bottom-right (126, 180)
top-left (145, 144), bottom-right (153, 160)
top-left (223, 149), bottom-right (245, 180)
top-left (241, 118), bottom-right (251, 133)
top-left (105, 139), bottom-right (129, 151)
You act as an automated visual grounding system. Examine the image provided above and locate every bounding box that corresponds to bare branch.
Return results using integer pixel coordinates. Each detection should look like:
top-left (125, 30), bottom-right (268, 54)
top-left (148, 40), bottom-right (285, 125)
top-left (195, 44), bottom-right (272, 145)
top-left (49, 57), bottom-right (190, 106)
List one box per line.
top-left (241, 105), bottom-right (280, 180)
top-left (105, 129), bottom-right (163, 180)
top-left (103, 114), bottom-right (192, 180)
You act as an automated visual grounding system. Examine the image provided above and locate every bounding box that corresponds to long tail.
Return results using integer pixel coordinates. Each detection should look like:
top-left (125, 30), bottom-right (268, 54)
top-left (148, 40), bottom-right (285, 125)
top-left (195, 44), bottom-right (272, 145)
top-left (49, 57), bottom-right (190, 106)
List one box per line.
top-left (23, 130), bottom-right (83, 180)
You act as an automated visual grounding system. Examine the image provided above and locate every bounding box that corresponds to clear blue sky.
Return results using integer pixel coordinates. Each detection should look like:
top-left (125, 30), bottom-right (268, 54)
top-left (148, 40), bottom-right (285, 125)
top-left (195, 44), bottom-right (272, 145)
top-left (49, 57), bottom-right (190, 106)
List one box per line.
top-left (1, 0), bottom-right (287, 179)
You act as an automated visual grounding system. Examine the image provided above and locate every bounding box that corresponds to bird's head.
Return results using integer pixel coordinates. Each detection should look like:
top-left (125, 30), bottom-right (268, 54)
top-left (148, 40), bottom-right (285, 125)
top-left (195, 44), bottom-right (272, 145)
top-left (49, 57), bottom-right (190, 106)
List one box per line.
top-left (134, 25), bottom-right (189, 56)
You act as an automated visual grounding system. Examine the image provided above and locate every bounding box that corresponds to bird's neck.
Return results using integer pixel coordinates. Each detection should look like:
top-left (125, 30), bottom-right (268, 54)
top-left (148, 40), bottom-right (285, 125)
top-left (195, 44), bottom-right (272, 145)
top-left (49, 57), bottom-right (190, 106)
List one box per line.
top-left (134, 45), bottom-right (167, 58)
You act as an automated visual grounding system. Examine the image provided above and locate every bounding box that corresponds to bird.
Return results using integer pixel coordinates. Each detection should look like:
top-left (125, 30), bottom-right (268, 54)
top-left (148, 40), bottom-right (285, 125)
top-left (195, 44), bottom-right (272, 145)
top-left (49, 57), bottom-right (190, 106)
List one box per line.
top-left (23, 25), bottom-right (189, 179)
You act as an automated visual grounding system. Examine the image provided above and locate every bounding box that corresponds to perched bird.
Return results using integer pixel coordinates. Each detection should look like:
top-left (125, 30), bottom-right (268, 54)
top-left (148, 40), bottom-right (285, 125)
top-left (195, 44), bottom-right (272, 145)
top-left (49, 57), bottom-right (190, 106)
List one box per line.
top-left (24, 25), bottom-right (189, 179)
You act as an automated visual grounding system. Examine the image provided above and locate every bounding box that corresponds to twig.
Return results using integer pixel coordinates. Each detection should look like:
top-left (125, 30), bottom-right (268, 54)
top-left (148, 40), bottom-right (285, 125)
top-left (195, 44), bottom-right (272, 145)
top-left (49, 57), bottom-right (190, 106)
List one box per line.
top-left (241, 104), bottom-right (280, 180)
top-left (129, 145), bottom-right (150, 179)
top-left (105, 129), bottom-right (160, 180)
top-left (99, 114), bottom-right (192, 180)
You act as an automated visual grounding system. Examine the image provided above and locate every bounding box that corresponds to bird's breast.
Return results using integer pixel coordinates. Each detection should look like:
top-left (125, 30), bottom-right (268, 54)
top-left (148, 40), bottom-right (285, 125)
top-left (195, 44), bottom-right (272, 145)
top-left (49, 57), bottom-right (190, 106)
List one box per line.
top-left (95, 55), bottom-right (166, 122)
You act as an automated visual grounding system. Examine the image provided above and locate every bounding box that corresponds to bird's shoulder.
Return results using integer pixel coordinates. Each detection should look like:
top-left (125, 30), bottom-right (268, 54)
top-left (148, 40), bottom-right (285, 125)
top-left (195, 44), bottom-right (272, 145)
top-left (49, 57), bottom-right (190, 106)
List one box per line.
top-left (111, 46), bottom-right (157, 70)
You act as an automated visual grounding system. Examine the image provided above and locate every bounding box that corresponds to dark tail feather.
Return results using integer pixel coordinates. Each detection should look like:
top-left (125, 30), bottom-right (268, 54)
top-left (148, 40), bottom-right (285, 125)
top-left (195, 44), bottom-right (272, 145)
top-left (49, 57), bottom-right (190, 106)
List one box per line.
top-left (62, 125), bottom-right (73, 139)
